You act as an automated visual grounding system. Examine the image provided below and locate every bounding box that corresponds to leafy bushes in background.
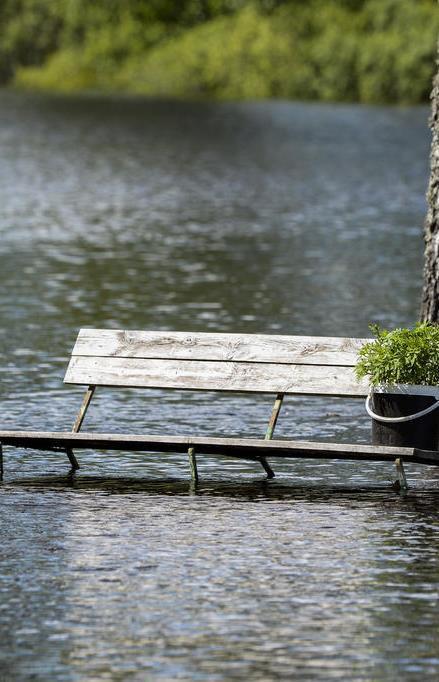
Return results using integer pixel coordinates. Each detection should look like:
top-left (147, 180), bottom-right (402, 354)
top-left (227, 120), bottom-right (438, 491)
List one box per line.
top-left (0, 0), bottom-right (64, 83)
top-left (116, 5), bottom-right (293, 99)
top-left (356, 0), bottom-right (439, 103)
top-left (4, 0), bottom-right (439, 103)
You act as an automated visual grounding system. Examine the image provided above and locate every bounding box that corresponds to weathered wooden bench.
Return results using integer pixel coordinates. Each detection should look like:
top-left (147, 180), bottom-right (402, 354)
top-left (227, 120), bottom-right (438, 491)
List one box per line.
top-left (1, 328), bottom-right (438, 487)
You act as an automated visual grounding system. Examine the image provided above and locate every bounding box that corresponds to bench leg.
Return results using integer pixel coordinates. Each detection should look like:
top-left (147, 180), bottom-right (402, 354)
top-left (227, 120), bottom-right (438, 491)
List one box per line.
top-left (64, 385), bottom-right (95, 474)
top-left (259, 456), bottom-right (275, 479)
top-left (66, 448), bottom-right (80, 471)
top-left (72, 385), bottom-right (95, 433)
top-left (260, 393), bottom-right (284, 478)
top-left (394, 458), bottom-right (408, 490)
top-left (0, 443), bottom-right (3, 480)
top-left (188, 447), bottom-right (199, 483)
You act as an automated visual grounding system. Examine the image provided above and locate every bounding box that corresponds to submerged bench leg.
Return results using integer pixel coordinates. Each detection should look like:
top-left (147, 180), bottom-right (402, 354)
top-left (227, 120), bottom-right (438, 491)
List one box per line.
top-left (259, 456), bottom-right (274, 478)
top-left (259, 456), bottom-right (275, 479)
top-left (66, 448), bottom-right (80, 471)
top-left (188, 447), bottom-right (199, 483)
top-left (395, 458), bottom-right (408, 490)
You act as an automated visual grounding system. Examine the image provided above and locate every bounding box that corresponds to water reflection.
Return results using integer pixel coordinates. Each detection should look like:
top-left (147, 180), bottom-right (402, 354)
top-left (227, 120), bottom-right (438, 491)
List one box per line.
top-left (3, 477), bottom-right (439, 680)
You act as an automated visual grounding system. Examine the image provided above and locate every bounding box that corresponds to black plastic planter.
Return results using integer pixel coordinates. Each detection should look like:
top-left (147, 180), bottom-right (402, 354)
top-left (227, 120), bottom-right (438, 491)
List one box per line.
top-left (368, 391), bottom-right (439, 450)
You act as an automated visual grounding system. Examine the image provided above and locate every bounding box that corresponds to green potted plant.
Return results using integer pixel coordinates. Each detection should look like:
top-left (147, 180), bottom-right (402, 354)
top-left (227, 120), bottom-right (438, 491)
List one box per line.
top-left (356, 323), bottom-right (439, 449)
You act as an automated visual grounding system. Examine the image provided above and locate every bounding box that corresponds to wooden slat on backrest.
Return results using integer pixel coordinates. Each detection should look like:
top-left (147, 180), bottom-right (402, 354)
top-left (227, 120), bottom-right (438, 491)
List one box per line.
top-left (64, 329), bottom-right (370, 397)
top-left (70, 329), bottom-right (366, 365)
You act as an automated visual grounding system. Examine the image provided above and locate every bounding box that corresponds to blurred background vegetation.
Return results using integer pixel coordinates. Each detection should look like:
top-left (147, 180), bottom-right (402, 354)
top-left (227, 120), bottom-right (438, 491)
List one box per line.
top-left (0, 0), bottom-right (437, 103)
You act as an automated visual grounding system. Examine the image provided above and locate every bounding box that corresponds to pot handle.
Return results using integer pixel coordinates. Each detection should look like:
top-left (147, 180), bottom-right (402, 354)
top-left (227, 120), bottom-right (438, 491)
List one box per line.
top-left (365, 393), bottom-right (439, 423)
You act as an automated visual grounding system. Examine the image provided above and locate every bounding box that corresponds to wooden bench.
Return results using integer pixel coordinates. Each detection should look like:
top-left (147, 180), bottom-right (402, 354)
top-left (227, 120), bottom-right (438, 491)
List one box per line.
top-left (1, 328), bottom-right (438, 487)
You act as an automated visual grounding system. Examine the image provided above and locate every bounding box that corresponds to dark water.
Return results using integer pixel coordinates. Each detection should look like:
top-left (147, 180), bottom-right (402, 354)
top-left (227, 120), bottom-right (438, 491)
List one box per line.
top-left (0, 91), bottom-right (437, 681)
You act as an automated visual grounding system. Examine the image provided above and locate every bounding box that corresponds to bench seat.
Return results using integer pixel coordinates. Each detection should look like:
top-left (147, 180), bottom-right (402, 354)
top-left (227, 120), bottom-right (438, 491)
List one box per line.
top-left (1, 430), bottom-right (438, 467)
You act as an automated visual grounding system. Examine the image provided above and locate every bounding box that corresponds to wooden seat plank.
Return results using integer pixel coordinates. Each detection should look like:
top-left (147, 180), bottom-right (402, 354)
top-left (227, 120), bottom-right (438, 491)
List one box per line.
top-left (1, 430), bottom-right (438, 466)
top-left (64, 356), bottom-right (369, 396)
top-left (72, 329), bottom-right (368, 366)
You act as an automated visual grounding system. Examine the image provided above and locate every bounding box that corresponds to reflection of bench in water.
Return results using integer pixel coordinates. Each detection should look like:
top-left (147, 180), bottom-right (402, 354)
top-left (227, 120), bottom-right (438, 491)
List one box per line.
top-left (1, 329), bottom-right (437, 487)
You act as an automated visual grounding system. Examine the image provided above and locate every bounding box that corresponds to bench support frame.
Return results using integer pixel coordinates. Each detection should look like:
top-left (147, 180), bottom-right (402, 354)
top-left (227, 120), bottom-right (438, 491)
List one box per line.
top-left (64, 385), bottom-right (271, 484)
top-left (59, 384), bottom-right (282, 483)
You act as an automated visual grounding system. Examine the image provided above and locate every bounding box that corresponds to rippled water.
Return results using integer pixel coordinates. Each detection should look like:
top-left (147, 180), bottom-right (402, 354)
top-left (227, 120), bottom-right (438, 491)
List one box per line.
top-left (0, 91), bottom-right (437, 681)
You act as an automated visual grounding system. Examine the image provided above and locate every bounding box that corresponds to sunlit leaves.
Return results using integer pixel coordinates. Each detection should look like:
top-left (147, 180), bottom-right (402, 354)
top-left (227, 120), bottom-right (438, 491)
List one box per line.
top-left (356, 324), bottom-right (439, 387)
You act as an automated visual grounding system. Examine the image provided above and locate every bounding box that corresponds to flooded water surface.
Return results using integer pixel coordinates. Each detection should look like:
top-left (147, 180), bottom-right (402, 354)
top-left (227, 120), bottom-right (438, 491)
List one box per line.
top-left (0, 92), bottom-right (438, 681)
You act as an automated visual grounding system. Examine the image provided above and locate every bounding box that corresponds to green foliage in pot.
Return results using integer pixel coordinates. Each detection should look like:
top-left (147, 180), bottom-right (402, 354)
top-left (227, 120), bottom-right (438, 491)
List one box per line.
top-left (356, 323), bottom-right (439, 387)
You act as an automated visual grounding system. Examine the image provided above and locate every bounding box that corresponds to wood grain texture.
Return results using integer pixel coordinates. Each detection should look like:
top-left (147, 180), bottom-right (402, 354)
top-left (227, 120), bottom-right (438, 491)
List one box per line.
top-left (71, 328), bottom-right (368, 366)
top-left (0, 430), bottom-right (437, 465)
top-left (64, 355), bottom-right (369, 396)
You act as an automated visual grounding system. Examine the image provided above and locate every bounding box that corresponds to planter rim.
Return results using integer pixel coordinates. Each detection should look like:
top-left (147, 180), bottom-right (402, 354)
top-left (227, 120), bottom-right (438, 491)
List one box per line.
top-left (372, 383), bottom-right (439, 398)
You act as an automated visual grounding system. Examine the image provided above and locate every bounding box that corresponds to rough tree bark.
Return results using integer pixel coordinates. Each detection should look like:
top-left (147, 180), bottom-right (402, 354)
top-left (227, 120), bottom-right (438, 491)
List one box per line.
top-left (420, 54), bottom-right (439, 322)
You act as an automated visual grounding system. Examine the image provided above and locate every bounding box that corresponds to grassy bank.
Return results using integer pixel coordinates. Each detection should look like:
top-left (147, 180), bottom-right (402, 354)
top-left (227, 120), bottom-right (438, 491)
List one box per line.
top-left (3, 0), bottom-right (439, 104)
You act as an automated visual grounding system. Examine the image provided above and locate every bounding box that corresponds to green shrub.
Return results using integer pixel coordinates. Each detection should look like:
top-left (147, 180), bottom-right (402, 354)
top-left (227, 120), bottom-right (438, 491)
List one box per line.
top-left (6, 0), bottom-right (439, 104)
top-left (117, 5), bottom-right (294, 99)
top-left (15, 7), bottom-right (149, 91)
top-left (357, 0), bottom-right (439, 103)
top-left (0, 0), bottom-right (65, 82)
top-left (356, 324), bottom-right (439, 387)
top-left (15, 48), bottom-right (97, 91)
top-left (298, 4), bottom-right (361, 102)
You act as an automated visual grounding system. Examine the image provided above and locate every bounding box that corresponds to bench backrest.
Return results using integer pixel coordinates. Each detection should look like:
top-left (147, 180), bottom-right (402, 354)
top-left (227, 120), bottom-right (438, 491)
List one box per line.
top-left (64, 329), bottom-right (370, 397)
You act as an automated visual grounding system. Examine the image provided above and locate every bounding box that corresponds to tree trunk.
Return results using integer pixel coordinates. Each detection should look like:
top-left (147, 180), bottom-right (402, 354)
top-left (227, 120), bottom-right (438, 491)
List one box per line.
top-left (420, 56), bottom-right (439, 322)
